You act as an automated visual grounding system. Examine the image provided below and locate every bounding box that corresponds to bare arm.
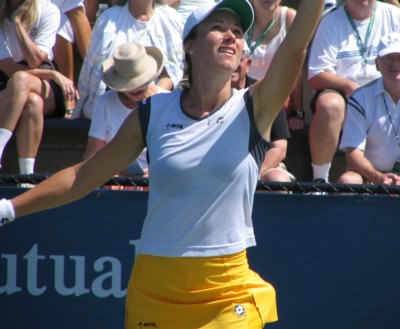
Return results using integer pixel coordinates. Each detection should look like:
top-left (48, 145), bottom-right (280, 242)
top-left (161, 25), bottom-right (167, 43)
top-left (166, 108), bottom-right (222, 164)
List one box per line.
top-left (252, 0), bottom-right (324, 136)
top-left (83, 136), bottom-right (107, 160)
top-left (11, 110), bottom-right (145, 218)
top-left (346, 148), bottom-right (400, 185)
top-left (259, 139), bottom-right (288, 177)
top-left (309, 71), bottom-right (360, 98)
top-left (12, 1), bottom-right (48, 68)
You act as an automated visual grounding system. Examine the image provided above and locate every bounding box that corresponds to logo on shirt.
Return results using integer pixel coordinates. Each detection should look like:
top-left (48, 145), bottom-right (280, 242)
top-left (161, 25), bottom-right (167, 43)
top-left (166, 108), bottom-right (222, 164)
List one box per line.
top-left (30, 28), bottom-right (38, 37)
top-left (166, 123), bottom-right (183, 130)
top-left (234, 304), bottom-right (246, 318)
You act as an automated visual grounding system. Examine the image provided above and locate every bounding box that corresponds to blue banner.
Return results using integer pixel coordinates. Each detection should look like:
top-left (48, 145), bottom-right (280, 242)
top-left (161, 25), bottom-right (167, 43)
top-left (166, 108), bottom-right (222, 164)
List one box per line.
top-left (1, 188), bottom-right (400, 329)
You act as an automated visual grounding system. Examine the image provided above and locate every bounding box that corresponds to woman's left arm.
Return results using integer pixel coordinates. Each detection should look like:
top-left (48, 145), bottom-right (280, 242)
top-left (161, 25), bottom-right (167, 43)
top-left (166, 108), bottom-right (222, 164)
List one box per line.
top-left (252, 0), bottom-right (324, 136)
top-left (12, 1), bottom-right (60, 68)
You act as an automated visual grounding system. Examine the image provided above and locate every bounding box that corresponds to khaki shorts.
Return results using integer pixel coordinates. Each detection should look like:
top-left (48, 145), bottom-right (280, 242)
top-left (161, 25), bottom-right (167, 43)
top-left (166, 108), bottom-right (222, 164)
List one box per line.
top-left (125, 250), bottom-right (278, 328)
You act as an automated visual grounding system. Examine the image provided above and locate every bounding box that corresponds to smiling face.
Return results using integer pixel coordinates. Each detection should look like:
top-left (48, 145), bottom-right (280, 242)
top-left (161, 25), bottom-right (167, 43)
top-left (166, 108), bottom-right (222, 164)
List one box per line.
top-left (185, 9), bottom-right (245, 79)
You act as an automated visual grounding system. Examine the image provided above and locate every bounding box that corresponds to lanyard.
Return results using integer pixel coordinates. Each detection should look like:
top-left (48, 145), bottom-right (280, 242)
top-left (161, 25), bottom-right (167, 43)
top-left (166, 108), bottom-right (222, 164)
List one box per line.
top-left (246, 18), bottom-right (275, 56)
top-left (383, 94), bottom-right (400, 154)
top-left (344, 5), bottom-right (376, 75)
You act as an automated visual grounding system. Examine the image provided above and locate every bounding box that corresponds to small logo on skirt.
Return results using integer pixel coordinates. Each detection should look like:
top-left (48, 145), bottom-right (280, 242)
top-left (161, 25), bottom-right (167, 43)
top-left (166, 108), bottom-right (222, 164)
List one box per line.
top-left (234, 304), bottom-right (246, 318)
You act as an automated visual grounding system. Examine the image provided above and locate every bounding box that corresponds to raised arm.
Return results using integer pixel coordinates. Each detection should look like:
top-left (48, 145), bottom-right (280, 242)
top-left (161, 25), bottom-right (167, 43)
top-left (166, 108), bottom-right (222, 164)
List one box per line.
top-left (252, 0), bottom-right (324, 136)
top-left (8, 109), bottom-right (145, 219)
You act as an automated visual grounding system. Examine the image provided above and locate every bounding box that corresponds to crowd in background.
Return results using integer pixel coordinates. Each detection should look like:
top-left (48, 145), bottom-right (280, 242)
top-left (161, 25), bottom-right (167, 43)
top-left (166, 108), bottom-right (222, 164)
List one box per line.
top-left (0, 0), bottom-right (400, 188)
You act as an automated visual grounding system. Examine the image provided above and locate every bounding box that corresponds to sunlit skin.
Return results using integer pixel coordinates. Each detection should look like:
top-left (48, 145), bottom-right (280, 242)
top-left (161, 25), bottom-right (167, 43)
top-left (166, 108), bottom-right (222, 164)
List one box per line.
top-left (251, 0), bottom-right (282, 13)
top-left (183, 10), bottom-right (244, 118)
top-left (189, 11), bottom-right (244, 78)
top-left (231, 53), bottom-right (252, 89)
top-left (345, 0), bottom-right (376, 20)
top-left (117, 83), bottom-right (158, 108)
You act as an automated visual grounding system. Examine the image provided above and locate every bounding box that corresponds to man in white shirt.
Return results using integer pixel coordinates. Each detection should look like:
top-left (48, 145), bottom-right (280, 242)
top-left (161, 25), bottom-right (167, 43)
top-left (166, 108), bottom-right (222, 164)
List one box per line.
top-left (307, 0), bottom-right (400, 183)
top-left (338, 32), bottom-right (400, 185)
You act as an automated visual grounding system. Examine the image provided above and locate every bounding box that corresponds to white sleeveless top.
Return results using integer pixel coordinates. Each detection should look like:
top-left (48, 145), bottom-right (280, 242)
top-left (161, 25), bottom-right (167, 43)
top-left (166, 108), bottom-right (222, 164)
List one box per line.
top-left (137, 88), bottom-right (265, 257)
top-left (247, 6), bottom-right (289, 80)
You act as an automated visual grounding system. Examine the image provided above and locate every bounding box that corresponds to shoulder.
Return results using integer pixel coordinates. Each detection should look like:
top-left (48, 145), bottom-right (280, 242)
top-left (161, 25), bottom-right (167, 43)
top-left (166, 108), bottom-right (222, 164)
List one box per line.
top-left (283, 6), bottom-right (297, 28)
top-left (38, 1), bottom-right (60, 16)
top-left (352, 79), bottom-right (380, 99)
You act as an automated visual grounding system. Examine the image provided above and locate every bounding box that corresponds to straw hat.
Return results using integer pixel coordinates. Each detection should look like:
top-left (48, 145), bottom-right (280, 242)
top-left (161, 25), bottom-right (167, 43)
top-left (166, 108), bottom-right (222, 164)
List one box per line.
top-left (102, 42), bottom-right (164, 92)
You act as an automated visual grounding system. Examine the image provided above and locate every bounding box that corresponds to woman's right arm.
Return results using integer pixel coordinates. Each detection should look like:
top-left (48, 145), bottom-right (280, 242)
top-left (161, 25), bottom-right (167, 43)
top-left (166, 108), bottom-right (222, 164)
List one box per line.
top-left (252, 0), bottom-right (324, 137)
top-left (10, 110), bottom-right (145, 218)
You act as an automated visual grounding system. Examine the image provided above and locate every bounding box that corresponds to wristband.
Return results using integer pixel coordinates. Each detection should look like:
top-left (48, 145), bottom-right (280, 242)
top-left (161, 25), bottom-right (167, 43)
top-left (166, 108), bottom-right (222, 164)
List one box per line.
top-left (0, 198), bottom-right (16, 227)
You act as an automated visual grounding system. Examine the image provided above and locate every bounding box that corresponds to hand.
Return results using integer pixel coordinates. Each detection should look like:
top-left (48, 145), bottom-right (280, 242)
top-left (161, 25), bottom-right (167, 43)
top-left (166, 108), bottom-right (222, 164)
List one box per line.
top-left (0, 199), bottom-right (15, 227)
top-left (12, 0), bottom-right (33, 24)
top-left (375, 173), bottom-right (400, 186)
top-left (52, 71), bottom-right (80, 101)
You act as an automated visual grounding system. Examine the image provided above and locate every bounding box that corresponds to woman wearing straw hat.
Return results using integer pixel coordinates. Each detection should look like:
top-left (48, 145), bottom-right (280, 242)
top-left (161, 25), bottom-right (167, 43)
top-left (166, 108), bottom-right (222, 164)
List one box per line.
top-left (73, 0), bottom-right (184, 120)
top-left (84, 42), bottom-right (168, 182)
top-left (0, 0), bottom-right (324, 327)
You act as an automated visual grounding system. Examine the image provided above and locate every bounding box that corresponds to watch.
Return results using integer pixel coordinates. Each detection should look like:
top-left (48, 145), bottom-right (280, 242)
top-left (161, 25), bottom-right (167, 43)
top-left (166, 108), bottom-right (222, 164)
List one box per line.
top-left (295, 110), bottom-right (305, 120)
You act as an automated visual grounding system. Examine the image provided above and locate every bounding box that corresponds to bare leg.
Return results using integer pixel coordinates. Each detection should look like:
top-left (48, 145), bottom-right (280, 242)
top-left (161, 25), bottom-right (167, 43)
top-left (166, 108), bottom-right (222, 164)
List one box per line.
top-left (308, 91), bottom-right (346, 180)
top-left (338, 171), bottom-right (363, 184)
top-left (0, 71), bottom-right (56, 169)
top-left (15, 92), bottom-right (44, 159)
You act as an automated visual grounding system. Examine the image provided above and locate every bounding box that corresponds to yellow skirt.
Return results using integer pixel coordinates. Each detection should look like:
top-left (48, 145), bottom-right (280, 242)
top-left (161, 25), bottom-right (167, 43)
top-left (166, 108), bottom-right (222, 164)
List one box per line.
top-left (125, 250), bottom-right (278, 329)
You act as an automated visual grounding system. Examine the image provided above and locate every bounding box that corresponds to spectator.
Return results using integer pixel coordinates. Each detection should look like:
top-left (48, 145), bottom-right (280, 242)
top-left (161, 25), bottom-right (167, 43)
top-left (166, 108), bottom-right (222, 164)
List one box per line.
top-left (338, 32), bottom-right (400, 186)
top-left (0, 0), bottom-right (324, 326)
top-left (0, 0), bottom-right (78, 175)
top-left (231, 47), bottom-right (295, 185)
top-left (84, 42), bottom-right (168, 182)
top-left (50, 1), bottom-right (92, 85)
top-left (307, 0), bottom-right (400, 183)
top-left (73, 0), bottom-right (184, 119)
top-left (247, 0), bottom-right (305, 131)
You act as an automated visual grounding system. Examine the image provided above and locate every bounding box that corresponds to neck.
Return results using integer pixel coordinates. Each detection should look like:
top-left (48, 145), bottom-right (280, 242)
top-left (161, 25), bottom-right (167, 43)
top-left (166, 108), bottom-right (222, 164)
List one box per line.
top-left (183, 82), bottom-right (232, 118)
top-left (254, 5), bottom-right (277, 26)
top-left (129, 0), bottom-right (154, 21)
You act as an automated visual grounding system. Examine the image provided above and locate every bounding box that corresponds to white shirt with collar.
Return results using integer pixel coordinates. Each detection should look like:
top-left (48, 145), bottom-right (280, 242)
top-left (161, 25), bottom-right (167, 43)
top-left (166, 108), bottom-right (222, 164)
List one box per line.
top-left (340, 77), bottom-right (400, 172)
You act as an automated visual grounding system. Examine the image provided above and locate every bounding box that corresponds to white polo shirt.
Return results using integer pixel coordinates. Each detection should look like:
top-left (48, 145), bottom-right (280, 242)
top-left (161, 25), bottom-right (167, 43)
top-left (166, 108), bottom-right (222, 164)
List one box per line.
top-left (308, 2), bottom-right (400, 87)
top-left (340, 78), bottom-right (400, 172)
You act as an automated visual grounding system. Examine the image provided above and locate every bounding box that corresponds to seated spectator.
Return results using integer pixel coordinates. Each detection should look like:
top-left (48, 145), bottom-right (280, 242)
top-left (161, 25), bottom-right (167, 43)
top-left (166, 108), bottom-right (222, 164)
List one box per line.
top-left (0, 0), bottom-right (78, 175)
top-left (51, 1), bottom-right (92, 86)
top-left (338, 32), bottom-right (400, 186)
top-left (84, 42), bottom-right (168, 187)
top-left (73, 0), bottom-right (184, 119)
top-left (307, 0), bottom-right (400, 183)
top-left (84, 0), bottom-right (125, 25)
top-left (247, 0), bottom-right (305, 131)
top-left (231, 48), bottom-right (295, 186)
